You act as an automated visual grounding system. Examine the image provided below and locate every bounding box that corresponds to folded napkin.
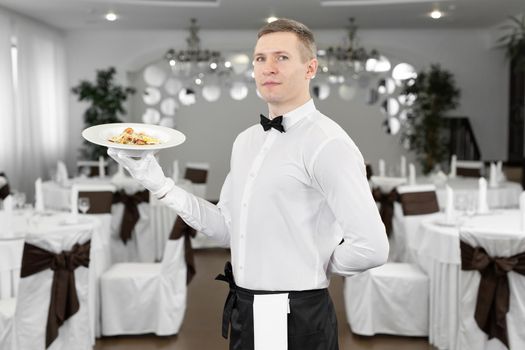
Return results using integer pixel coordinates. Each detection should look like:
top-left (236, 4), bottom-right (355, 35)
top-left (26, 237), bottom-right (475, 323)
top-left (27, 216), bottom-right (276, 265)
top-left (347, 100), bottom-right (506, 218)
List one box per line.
top-left (172, 160), bottom-right (180, 183)
top-left (253, 293), bottom-right (289, 350)
top-left (3, 194), bottom-right (13, 212)
top-left (408, 163), bottom-right (416, 185)
top-left (56, 161), bottom-right (69, 184)
top-left (496, 161), bottom-right (506, 182)
top-left (98, 156), bottom-right (105, 178)
top-left (378, 159), bottom-right (386, 177)
top-left (449, 154), bottom-right (457, 178)
top-left (477, 177), bottom-right (489, 214)
top-left (489, 163), bottom-right (498, 188)
top-left (34, 178), bottom-right (44, 211)
top-left (400, 156), bottom-right (406, 178)
top-left (445, 185), bottom-right (455, 223)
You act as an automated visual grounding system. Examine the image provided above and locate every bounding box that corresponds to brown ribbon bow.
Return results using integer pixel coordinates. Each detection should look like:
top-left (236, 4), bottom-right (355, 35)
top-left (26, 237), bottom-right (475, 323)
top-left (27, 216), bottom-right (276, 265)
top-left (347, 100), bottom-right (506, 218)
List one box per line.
top-left (112, 189), bottom-right (150, 244)
top-left (0, 172), bottom-right (10, 200)
top-left (372, 187), bottom-right (399, 236)
top-left (460, 240), bottom-right (525, 348)
top-left (170, 216), bottom-right (197, 284)
top-left (21, 240), bottom-right (91, 348)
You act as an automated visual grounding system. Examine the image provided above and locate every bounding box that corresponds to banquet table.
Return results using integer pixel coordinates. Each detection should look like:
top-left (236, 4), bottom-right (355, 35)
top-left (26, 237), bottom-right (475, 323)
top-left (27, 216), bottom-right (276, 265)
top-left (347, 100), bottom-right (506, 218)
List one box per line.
top-left (407, 210), bottom-right (524, 350)
top-left (426, 177), bottom-right (521, 210)
top-left (0, 209), bottom-right (111, 342)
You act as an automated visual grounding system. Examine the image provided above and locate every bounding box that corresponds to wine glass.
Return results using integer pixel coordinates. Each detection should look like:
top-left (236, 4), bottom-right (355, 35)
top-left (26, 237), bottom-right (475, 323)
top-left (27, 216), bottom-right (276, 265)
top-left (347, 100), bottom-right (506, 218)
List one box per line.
top-left (78, 197), bottom-right (90, 214)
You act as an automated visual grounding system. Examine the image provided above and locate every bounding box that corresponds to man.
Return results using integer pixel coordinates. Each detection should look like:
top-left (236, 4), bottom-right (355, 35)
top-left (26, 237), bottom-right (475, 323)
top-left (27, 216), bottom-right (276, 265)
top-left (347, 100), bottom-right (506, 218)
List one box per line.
top-left (109, 18), bottom-right (388, 350)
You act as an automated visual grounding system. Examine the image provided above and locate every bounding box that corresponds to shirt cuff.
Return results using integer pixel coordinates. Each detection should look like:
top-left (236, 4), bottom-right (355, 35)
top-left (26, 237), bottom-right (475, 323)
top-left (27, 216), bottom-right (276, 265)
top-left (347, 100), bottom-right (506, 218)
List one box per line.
top-left (157, 181), bottom-right (190, 212)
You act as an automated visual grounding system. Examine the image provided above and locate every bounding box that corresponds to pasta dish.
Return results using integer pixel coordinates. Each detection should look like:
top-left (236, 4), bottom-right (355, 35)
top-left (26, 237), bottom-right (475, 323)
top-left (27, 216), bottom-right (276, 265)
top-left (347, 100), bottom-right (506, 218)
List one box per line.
top-left (108, 127), bottom-right (160, 145)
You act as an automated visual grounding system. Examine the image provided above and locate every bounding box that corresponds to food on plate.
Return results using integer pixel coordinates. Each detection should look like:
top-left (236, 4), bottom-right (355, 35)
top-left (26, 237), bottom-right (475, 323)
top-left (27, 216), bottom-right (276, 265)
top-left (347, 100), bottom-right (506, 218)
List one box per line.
top-left (108, 127), bottom-right (160, 145)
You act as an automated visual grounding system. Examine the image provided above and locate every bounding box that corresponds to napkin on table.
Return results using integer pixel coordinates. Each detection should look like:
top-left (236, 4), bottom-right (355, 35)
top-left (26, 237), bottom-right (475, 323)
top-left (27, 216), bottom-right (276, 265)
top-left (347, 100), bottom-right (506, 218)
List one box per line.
top-left (378, 159), bottom-right (386, 177)
top-left (488, 163), bottom-right (498, 188)
top-left (98, 156), bottom-right (106, 178)
top-left (449, 154), bottom-right (457, 178)
top-left (35, 178), bottom-right (44, 211)
top-left (477, 177), bottom-right (489, 214)
top-left (408, 163), bottom-right (416, 185)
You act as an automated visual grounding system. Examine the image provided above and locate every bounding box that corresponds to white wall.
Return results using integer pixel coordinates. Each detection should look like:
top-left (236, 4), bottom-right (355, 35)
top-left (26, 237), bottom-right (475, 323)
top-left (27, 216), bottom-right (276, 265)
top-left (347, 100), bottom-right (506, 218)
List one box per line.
top-left (65, 28), bottom-right (508, 199)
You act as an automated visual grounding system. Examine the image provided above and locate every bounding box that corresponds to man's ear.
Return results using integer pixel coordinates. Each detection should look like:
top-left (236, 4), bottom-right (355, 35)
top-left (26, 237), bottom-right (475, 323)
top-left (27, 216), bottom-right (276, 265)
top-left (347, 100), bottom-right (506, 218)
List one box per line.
top-left (306, 58), bottom-right (318, 80)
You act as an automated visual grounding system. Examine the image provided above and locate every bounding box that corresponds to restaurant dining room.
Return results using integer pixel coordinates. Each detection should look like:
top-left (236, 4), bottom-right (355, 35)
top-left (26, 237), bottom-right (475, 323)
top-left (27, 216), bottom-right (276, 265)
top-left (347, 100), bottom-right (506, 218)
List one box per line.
top-left (0, 0), bottom-right (524, 349)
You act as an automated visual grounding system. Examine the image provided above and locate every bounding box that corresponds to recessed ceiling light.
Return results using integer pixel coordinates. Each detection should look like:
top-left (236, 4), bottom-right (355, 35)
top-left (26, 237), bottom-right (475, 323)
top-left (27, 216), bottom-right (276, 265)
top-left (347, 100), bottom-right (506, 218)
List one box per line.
top-left (429, 9), bottom-right (443, 19)
top-left (267, 16), bottom-right (278, 23)
top-left (105, 12), bottom-right (118, 21)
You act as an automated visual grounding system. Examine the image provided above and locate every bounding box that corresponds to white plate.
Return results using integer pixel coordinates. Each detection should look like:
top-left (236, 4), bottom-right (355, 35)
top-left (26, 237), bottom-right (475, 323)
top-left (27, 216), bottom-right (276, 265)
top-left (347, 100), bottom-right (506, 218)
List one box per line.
top-left (82, 123), bottom-right (186, 156)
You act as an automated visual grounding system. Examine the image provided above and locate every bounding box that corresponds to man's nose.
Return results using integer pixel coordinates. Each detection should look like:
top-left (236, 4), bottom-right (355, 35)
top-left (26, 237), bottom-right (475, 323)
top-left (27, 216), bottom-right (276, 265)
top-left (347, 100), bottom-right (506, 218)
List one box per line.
top-left (262, 60), bottom-right (277, 75)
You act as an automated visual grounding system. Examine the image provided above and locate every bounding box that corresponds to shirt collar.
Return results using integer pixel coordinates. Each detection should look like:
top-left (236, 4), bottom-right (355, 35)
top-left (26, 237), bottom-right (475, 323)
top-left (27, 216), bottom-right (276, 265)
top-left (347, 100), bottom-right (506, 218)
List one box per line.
top-left (269, 99), bottom-right (316, 131)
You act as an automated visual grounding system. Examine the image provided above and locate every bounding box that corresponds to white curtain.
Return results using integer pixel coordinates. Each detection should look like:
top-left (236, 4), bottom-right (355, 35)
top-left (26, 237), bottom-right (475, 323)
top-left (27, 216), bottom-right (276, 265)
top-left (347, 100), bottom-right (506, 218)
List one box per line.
top-left (0, 10), bottom-right (16, 180)
top-left (0, 8), bottom-right (68, 200)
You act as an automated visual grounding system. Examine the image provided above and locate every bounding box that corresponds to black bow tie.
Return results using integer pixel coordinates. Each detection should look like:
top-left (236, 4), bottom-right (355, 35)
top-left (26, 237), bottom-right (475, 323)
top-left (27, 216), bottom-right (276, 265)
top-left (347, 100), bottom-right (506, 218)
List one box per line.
top-left (260, 114), bottom-right (285, 133)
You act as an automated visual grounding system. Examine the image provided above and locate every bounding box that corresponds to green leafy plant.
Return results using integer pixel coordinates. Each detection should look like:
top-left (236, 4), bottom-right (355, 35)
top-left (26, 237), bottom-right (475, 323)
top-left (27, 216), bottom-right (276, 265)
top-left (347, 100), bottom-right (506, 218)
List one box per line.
top-left (71, 67), bottom-right (136, 160)
top-left (402, 64), bottom-right (461, 174)
top-left (498, 15), bottom-right (525, 70)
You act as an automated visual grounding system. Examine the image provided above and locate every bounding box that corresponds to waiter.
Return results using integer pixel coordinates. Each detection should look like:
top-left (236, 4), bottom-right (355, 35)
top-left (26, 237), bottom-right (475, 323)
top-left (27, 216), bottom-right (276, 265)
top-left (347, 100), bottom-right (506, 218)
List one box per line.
top-left (109, 18), bottom-right (388, 350)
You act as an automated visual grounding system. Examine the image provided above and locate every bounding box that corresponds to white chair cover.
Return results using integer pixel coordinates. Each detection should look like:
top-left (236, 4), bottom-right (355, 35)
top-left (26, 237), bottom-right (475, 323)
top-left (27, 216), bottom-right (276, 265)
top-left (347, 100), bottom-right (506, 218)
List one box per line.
top-left (100, 236), bottom-right (187, 335)
top-left (344, 262), bottom-right (429, 336)
top-left (0, 226), bottom-right (93, 350)
top-left (456, 228), bottom-right (525, 350)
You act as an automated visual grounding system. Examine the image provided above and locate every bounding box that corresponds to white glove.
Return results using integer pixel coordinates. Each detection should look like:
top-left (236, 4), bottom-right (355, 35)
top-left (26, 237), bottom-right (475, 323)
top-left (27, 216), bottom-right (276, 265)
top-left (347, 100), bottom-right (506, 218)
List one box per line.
top-left (107, 148), bottom-right (174, 198)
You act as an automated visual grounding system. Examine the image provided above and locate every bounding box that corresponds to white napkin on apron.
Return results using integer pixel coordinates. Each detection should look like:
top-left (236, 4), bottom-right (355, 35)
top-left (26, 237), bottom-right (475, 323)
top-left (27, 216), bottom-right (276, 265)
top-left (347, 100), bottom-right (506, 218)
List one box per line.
top-left (253, 293), bottom-right (289, 350)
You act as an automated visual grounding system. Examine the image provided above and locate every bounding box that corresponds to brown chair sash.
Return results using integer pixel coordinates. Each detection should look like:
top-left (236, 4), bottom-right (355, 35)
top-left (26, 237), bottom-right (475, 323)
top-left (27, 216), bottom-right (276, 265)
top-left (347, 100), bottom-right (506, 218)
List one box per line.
top-left (78, 191), bottom-right (113, 214)
top-left (184, 168), bottom-right (208, 184)
top-left (372, 187), bottom-right (399, 236)
top-left (399, 191), bottom-right (439, 216)
top-left (365, 164), bottom-right (373, 181)
top-left (21, 240), bottom-right (91, 348)
top-left (112, 190), bottom-right (149, 244)
top-left (460, 240), bottom-right (525, 347)
top-left (169, 216), bottom-right (197, 284)
top-left (457, 167), bottom-right (481, 177)
top-left (0, 172), bottom-right (10, 200)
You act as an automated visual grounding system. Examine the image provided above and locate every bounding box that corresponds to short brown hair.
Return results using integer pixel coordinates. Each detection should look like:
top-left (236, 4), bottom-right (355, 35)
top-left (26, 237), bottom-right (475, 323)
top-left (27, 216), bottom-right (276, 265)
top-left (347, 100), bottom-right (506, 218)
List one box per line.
top-left (257, 18), bottom-right (317, 61)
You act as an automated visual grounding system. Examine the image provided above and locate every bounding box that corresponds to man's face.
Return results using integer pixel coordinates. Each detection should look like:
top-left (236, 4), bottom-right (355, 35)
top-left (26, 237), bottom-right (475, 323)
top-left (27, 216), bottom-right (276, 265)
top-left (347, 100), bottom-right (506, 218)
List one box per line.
top-left (253, 32), bottom-right (316, 108)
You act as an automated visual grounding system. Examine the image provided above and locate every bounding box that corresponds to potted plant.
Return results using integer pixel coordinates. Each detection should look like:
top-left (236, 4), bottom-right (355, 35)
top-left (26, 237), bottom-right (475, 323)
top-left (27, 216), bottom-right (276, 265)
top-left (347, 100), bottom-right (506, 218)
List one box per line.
top-left (402, 64), bottom-right (461, 174)
top-left (498, 15), bottom-right (525, 70)
top-left (72, 67), bottom-right (136, 160)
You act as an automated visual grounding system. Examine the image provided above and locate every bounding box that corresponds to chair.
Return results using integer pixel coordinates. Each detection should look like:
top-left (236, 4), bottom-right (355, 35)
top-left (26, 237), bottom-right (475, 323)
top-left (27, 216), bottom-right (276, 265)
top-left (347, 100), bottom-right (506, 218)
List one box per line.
top-left (344, 262), bottom-right (429, 336)
top-left (184, 162), bottom-right (209, 199)
top-left (456, 228), bottom-right (525, 350)
top-left (390, 185), bottom-right (441, 262)
top-left (77, 159), bottom-right (109, 178)
top-left (100, 233), bottom-right (187, 336)
top-left (456, 160), bottom-right (484, 177)
top-left (0, 226), bottom-right (93, 350)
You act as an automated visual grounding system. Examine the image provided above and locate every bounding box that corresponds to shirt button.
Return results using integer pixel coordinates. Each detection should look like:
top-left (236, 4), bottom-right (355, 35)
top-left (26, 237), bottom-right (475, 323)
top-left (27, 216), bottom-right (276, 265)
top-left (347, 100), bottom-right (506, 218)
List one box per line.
top-left (242, 202), bottom-right (247, 207)
top-left (240, 234), bottom-right (245, 239)
top-left (249, 172), bottom-right (255, 178)
top-left (239, 266), bottom-right (244, 270)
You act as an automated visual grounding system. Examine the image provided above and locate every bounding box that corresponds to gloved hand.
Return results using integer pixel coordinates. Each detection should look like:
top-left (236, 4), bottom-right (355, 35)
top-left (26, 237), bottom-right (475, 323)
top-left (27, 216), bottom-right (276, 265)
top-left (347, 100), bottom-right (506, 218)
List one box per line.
top-left (107, 148), bottom-right (174, 198)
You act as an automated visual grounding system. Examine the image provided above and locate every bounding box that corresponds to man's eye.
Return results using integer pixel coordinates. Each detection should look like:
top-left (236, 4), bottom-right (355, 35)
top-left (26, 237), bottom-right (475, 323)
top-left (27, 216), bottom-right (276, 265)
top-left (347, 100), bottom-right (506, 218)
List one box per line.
top-left (278, 55), bottom-right (288, 61)
top-left (254, 57), bottom-right (264, 62)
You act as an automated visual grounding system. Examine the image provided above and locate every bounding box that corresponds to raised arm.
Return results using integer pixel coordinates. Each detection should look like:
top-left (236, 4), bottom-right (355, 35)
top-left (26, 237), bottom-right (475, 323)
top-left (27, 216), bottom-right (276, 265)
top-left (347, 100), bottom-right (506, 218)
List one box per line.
top-left (108, 149), bottom-right (231, 247)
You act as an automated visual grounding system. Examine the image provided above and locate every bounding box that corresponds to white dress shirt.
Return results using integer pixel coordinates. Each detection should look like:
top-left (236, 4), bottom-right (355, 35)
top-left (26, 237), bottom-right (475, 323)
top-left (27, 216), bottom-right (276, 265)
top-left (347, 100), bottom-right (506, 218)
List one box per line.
top-left (161, 99), bottom-right (389, 290)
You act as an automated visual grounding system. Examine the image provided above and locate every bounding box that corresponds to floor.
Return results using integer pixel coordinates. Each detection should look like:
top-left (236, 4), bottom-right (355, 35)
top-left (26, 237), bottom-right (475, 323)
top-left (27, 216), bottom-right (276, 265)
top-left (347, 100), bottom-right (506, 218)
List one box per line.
top-left (94, 249), bottom-right (436, 350)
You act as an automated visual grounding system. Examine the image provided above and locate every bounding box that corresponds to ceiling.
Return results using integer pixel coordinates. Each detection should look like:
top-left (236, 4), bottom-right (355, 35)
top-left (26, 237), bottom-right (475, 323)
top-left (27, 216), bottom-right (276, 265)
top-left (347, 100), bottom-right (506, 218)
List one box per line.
top-left (0, 0), bottom-right (522, 31)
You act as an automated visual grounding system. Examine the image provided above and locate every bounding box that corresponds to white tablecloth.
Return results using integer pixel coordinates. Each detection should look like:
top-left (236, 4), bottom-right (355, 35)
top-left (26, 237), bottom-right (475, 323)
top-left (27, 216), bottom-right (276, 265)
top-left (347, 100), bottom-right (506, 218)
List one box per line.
top-left (409, 210), bottom-right (524, 350)
top-left (421, 177), bottom-right (522, 210)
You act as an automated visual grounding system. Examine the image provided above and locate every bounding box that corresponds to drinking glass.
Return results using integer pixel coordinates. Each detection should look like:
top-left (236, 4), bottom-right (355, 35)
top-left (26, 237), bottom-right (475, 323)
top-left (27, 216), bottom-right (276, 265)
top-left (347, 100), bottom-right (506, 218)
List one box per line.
top-left (78, 197), bottom-right (90, 214)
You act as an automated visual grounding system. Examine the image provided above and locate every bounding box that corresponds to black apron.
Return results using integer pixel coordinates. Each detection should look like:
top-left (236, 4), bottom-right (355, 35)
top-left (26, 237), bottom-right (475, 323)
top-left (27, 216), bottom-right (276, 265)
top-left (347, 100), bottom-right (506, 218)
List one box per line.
top-left (216, 262), bottom-right (339, 350)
